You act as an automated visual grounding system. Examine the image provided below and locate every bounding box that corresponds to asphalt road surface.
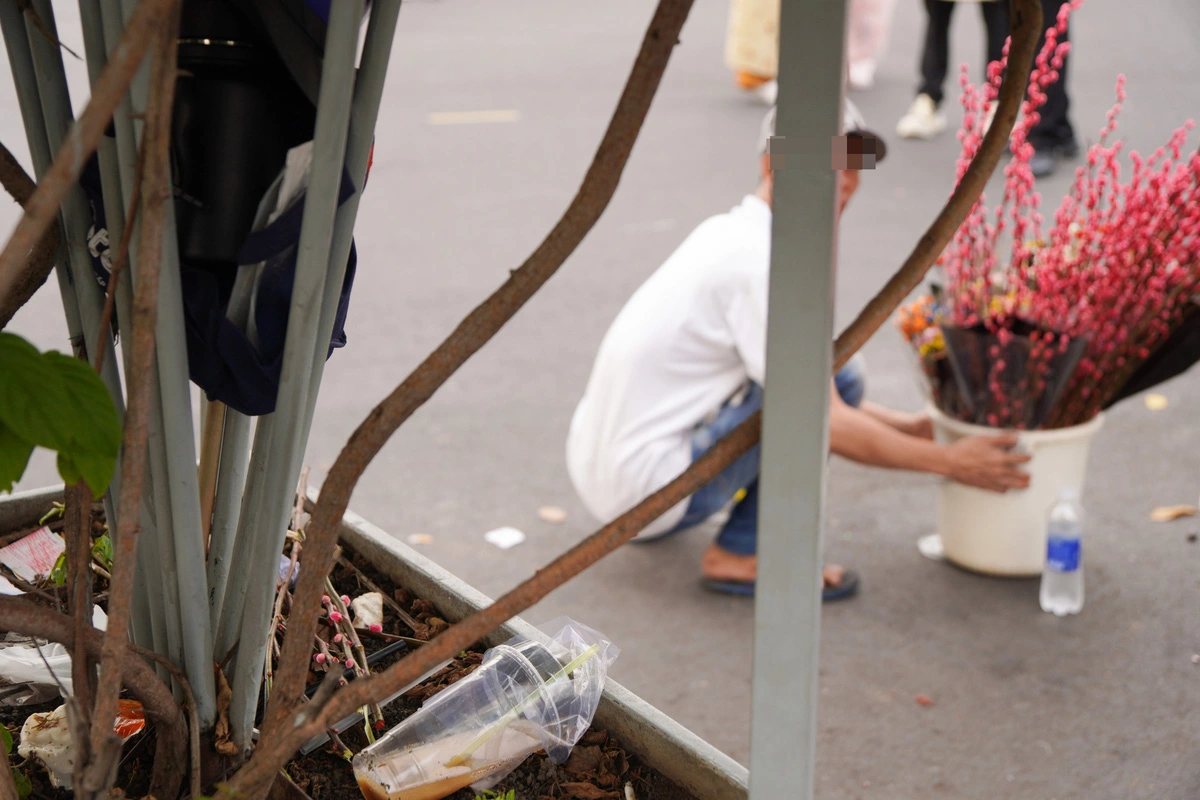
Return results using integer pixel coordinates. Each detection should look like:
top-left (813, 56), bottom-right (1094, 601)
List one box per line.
top-left (3, 1), bottom-right (1200, 797)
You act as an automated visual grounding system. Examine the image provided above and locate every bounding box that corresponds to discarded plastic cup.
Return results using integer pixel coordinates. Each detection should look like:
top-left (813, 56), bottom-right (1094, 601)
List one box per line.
top-left (353, 618), bottom-right (618, 800)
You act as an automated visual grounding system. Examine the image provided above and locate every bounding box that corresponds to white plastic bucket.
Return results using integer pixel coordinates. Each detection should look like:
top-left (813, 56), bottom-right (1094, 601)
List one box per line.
top-left (929, 407), bottom-right (1104, 577)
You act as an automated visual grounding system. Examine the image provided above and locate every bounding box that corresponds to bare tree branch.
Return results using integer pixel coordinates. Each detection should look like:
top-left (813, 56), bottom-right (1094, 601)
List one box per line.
top-left (0, 0), bottom-right (178, 313)
top-left (832, 0), bottom-right (1043, 370)
top-left (198, 400), bottom-right (226, 541)
top-left (225, 1), bottom-right (1043, 793)
top-left (19, 0), bottom-right (82, 61)
top-left (0, 140), bottom-right (36, 205)
top-left (224, 406), bottom-right (760, 795)
top-left (0, 596), bottom-right (186, 800)
top-left (0, 141), bottom-right (59, 329)
top-left (128, 643), bottom-right (202, 800)
top-left (86, 3), bottom-right (184, 793)
top-left (65, 479), bottom-right (94, 794)
top-left (221, 0), bottom-right (695, 795)
top-left (66, 482), bottom-right (94, 709)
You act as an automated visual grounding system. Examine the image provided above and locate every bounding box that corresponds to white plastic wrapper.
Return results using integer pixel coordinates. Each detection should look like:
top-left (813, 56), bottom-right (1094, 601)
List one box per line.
top-left (350, 592), bottom-right (384, 629)
top-left (0, 606), bottom-right (107, 703)
top-left (19, 705), bottom-right (75, 788)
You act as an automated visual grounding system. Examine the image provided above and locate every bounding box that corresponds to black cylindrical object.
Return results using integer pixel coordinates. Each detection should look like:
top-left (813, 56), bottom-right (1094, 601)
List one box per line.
top-left (173, 0), bottom-right (315, 268)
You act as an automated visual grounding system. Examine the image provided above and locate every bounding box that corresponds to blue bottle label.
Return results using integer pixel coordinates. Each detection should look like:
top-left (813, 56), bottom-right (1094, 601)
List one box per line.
top-left (1046, 536), bottom-right (1080, 572)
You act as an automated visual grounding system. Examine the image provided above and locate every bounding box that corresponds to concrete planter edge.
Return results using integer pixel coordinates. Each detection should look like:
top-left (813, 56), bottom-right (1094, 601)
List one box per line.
top-left (0, 485), bottom-right (749, 800)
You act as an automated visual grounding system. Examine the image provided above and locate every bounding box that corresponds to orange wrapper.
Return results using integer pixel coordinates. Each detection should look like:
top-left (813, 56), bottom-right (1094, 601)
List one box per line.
top-left (114, 699), bottom-right (146, 740)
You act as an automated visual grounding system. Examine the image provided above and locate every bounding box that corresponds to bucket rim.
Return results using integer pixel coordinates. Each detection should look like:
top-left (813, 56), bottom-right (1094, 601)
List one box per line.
top-left (926, 404), bottom-right (1105, 442)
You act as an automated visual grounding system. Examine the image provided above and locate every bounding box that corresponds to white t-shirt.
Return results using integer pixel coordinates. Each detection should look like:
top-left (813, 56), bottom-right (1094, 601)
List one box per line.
top-left (566, 194), bottom-right (771, 535)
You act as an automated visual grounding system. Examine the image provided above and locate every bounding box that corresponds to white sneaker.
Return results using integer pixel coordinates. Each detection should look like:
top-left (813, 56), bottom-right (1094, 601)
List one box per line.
top-left (896, 94), bottom-right (947, 139)
top-left (752, 79), bottom-right (778, 106)
top-left (848, 60), bottom-right (876, 90)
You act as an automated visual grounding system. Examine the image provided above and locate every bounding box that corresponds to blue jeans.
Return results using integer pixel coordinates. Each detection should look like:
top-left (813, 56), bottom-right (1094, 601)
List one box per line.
top-left (664, 358), bottom-right (866, 555)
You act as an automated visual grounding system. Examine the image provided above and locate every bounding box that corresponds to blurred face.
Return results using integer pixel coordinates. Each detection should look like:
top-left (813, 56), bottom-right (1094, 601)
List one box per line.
top-left (758, 154), bottom-right (862, 216)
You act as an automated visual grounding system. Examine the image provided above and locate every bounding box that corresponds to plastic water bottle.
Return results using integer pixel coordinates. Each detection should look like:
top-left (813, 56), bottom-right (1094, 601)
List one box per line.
top-left (1040, 488), bottom-right (1084, 615)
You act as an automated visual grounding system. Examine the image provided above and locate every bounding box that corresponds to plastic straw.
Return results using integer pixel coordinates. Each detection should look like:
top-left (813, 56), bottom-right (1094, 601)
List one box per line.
top-left (446, 644), bottom-right (601, 768)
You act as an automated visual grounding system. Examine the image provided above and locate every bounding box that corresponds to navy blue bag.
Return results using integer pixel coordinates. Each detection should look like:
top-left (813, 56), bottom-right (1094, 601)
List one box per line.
top-left (182, 172), bottom-right (358, 417)
top-left (80, 156), bottom-right (358, 417)
top-left (78, 0), bottom-right (366, 417)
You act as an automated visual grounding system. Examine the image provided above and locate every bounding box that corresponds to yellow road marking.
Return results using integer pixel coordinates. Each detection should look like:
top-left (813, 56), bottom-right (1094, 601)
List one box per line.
top-left (427, 109), bottom-right (521, 125)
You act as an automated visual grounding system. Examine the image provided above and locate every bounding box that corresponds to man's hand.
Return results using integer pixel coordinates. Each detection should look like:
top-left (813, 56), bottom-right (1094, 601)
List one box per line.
top-left (900, 411), bottom-right (934, 440)
top-left (944, 434), bottom-right (1031, 493)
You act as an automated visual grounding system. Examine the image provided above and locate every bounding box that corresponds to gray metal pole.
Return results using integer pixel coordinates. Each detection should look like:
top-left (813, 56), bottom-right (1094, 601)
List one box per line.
top-left (218, 0), bottom-right (403, 661)
top-left (120, 74), bottom-right (219, 732)
top-left (96, 0), bottom-right (174, 671)
top-left (213, 415), bottom-right (274, 661)
top-left (99, 0), bottom-right (139, 205)
top-left (206, 178), bottom-right (281, 632)
top-left (149, 205), bottom-right (219, 726)
top-left (75, 0), bottom-right (129, 370)
top-left (0, 0), bottom-right (86, 355)
top-left (203, 406), bottom-right (252, 630)
top-left (144, 388), bottom-right (187, 687)
top-left (11, 3), bottom-right (131, 620)
top-left (74, 0), bottom-right (166, 658)
top-left (89, 0), bottom-right (216, 717)
top-left (23, 0), bottom-right (125, 410)
top-left (747, 0), bottom-right (847, 798)
top-left (228, 0), bottom-right (365, 749)
top-left (296, 0), bottom-right (403, 471)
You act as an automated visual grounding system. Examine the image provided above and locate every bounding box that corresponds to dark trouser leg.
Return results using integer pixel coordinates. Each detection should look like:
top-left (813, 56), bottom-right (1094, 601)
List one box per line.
top-left (663, 384), bottom-right (764, 541)
top-left (1028, 0), bottom-right (1076, 150)
top-left (715, 479), bottom-right (760, 555)
top-left (918, 0), bottom-right (956, 106)
top-left (712, 363), bottom-right (867, 556)
top-left (980, 0), bottom-right (1010, 76)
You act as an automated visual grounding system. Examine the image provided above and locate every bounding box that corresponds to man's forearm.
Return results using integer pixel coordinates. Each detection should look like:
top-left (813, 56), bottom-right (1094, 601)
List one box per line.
top-left (830, 400), bottom-right (950, 477)
top-left (859, 400), bottom-right (926, 437)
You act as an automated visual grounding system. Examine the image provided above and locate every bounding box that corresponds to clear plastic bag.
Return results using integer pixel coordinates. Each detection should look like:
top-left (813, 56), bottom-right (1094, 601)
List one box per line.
top-left (0, 606), bottom-right (107, 704)
top-left (353, 618), bottom-right (618, 800)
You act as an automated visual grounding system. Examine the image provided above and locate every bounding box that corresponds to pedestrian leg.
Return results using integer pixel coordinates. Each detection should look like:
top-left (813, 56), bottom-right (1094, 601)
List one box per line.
top-left (898, 0), bottom-right (954, 139)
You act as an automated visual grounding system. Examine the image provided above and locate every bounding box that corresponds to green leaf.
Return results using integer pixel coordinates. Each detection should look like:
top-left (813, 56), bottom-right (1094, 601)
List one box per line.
top-left (13, 768), bottom-right (31, 798)
top-left (1, 724), bottom-right (12, 754)
top-left (56, 451), bottom-right (82, 487)
top-left (57, 450), bottom-right (115, 500)
top-left (44, 352), bottom-right (121, 497)
top-left (92, 533), bottom-right (113, 571)
top-left (0, 333), bottom-right (122, 498)
top-left (49, 552), bottom-right (67, 588)
top-left (43, 351), bottom-right (122, 460)
top-left (0, 420), bottom-right (35, 494)
top-left (0, 332), bottom-right (74, 452)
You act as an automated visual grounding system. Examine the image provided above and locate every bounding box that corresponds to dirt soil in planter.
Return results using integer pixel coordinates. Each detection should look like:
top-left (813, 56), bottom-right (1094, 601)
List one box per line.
top-left (1, 510), bottom-right (695, 800)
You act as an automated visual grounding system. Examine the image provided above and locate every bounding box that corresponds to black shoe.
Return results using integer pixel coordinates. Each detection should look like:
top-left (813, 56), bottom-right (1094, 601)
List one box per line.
top-left (1030, 139), bottom-right (1080, 178)
top-left (1030, 148), bottom-right (1057, 178)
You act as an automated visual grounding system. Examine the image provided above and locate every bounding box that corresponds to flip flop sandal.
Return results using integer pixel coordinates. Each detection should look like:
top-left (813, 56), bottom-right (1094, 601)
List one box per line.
top-left (701, 577), bottom-right (756, 597)
top-left (822, 569), bottom-right (860, 601)
top-left (702, 569), bottom-right (860, 602)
